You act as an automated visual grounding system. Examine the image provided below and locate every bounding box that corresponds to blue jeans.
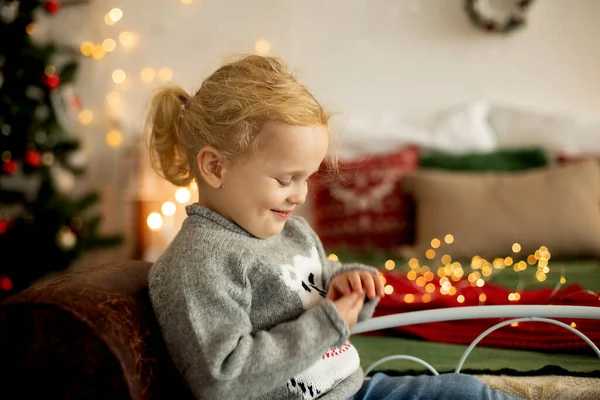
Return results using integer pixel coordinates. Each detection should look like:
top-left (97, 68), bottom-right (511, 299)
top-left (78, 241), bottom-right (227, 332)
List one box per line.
top-left (349, 373), bottom-right (522, 400)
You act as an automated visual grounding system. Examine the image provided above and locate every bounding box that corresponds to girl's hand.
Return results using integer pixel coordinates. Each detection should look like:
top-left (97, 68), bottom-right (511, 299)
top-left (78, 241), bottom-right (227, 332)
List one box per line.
top-left (326, 271), bottom-right (385, 301)
top-left (332, 292), bottom-right (364, 330)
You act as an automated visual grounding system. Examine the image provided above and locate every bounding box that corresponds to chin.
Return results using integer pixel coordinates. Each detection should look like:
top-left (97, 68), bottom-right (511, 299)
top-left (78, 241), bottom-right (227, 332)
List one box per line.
top-left (260, 225), bottom-right (285, 239)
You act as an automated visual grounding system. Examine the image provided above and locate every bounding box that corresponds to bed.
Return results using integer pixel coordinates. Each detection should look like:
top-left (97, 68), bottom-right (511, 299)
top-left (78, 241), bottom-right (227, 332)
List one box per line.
top-left (345, 255), bottom-right (600, 399)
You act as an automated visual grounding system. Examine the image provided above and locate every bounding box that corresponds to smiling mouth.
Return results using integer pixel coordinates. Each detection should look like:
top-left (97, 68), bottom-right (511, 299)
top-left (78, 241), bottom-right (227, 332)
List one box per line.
top-left (271, 209), bottom-right (292, 219)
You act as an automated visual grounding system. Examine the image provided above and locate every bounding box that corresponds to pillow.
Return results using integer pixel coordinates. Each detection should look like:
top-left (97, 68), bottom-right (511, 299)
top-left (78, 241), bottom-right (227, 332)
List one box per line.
top-left (311, 146), bottom-right (419, 250)
top-left (422, 101), bottom-right (497, 154)
top-left (420, 148), bottom-right (548, 172)
top-left (401, 160), bottom-right (600, 260)
top-left (488, 105), bottom-right (600, 155)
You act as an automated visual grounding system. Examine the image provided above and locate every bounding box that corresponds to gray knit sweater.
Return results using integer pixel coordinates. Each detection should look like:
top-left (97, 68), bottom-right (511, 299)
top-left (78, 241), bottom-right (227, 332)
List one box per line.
top-left (149, 204), bottom-right (379, 399)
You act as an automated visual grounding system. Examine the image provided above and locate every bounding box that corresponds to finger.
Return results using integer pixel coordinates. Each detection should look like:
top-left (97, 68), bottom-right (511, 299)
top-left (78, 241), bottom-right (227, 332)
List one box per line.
top-left (326, 286), bottom-right (337, 300)
top-left (334, 278), bottom-right (351, 296)
top-left (348, 273), bottom-right (363, 294)
top-left (361, 273), bottom-right (376, 299)
top-left (374, 273), bottom-right (385, 297)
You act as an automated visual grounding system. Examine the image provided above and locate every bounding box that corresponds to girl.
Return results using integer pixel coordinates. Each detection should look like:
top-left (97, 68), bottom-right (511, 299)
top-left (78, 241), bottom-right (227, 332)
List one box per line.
top-left (146, 55), bottom-right (519, 400)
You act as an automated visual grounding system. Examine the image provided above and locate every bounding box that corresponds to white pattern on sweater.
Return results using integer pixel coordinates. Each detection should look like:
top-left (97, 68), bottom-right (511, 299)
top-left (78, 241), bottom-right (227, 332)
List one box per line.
top-left (281, 247), bottom-right (361, 398)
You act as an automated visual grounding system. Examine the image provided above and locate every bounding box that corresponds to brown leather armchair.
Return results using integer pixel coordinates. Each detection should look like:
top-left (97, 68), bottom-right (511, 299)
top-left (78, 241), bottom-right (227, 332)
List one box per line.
top-left (0, 260), bottom-right (195, 400)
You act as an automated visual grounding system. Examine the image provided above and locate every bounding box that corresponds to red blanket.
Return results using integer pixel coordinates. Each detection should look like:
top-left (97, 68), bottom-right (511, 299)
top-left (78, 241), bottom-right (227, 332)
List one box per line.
top-left (372, 271), bottom-right (600, 351)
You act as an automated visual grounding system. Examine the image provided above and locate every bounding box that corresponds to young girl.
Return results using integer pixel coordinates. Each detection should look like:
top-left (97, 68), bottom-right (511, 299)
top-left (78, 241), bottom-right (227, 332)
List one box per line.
top-left (146, 55), bottom-right (519, 400)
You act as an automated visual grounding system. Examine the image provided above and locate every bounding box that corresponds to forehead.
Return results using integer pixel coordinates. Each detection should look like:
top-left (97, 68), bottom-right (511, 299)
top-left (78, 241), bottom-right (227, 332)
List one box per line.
top-left (256, 123), bottom-right (329, 170)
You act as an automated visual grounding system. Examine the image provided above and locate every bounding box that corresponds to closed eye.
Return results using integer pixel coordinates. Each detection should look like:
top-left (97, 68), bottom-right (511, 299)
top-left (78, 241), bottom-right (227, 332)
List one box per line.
top-left (277, 179), bottom-right (292, 187)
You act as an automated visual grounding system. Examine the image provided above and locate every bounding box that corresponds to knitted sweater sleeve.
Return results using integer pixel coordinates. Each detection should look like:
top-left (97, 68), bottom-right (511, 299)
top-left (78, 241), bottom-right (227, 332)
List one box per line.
top-left (149, 241), bottom-right (350, 400)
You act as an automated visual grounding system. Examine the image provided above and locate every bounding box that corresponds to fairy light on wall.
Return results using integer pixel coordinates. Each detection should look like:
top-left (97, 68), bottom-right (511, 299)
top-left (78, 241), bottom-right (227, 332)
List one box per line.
top-left (140, 68), bottom-right (156, 83)
top-left (118, 31), bottom-right (134, 47)
top-left (174, 188), bottom-right (191, 204)
top-left (102, 38), bottom-right (117, 52)
top-left (71, 3), bottom-right (276, 247)
top-left (147, 212), bottom-right (163, 230)
top-left (105, 129), bottom-right (122, 147)
top-left (78, 109), bottom-right (93, 125)
top-left (254, 40), bottom-right (271, 55)
top-left (112, 69), bottom-right (126, 84)
top-left (158, 68), bottom-right (173, 82)
top-left (161, 201), bottom-right (176, 216)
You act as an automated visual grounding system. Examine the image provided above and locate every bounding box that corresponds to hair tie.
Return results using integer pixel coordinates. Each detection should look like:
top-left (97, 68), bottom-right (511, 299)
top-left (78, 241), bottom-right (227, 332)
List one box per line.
top-left (180, 95), bottom-right (194, 116)
top-left (183, 95), bottom-right (194, 109)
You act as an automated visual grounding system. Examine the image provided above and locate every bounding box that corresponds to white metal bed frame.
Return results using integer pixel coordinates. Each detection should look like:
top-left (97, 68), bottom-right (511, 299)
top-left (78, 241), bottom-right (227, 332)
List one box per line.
top-left (351, 305), bottom-right (600, 375)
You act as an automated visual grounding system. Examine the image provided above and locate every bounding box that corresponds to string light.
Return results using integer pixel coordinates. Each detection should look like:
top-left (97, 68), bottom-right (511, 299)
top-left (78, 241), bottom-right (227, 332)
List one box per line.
top-left (430, 238), bottom-right (440, 248)
top-left (384, 260), bottom-right (395, 270)
top-left (112, 69), bottom-right (126, 84)
top-left (91, 45), bottom-right (105, 60)
top-left (254, 40), bottom-right (271, 55)
top-left (140, 68), bottom-right (156, 83)
top-left (102, 38), bottom-right (117, 52)
top-left (105, 129), bottom-right (122, 147)
top-left (327, 254), bottom-right (339, 261)
top-left (161, 201), bottom-right (176, 216)
top-left (119, 31), bottom-right (134, 47)
top-left (78, 109), bottom-right (93, 125)
top-left (108, 8), bottom-right (123, 22)
top-left (147, 212), bottom-right (163, 230)
top-left (104, 13), bottom-right (116, 26)
top-left (158, 67), bottom-right (173, 81)
top-left (393, 240), bottom-right (565, 307)
top-left (175, 188), bottom-right (191, 203)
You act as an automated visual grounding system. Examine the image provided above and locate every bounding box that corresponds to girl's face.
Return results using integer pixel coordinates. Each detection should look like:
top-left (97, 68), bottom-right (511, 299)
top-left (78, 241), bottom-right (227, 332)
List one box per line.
top-left (216, 123), bottom-right (329, 238)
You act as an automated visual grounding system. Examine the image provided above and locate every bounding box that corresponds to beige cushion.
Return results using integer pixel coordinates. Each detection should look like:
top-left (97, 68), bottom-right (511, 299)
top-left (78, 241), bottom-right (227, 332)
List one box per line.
top-left (402, 159), bottom-right (600, 259)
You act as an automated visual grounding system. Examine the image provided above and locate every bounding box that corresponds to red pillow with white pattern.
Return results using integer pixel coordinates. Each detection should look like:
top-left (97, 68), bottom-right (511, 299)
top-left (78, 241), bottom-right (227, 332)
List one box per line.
top-left (311, 146), bottom-right (420, 250)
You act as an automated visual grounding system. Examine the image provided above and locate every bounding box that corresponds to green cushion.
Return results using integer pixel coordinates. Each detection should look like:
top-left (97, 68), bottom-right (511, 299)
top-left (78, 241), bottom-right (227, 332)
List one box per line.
top-left (420, 148), bottom-right (548, 172)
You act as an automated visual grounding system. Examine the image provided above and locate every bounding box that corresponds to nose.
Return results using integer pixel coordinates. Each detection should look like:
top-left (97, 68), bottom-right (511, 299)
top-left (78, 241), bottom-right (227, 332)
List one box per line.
top-left (288, 181), bottom-right (308, 205)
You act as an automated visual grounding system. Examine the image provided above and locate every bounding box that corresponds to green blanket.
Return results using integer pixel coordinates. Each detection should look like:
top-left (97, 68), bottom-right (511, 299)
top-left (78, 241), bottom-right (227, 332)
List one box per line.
top-left (352, 335), bottom-right (600, 377)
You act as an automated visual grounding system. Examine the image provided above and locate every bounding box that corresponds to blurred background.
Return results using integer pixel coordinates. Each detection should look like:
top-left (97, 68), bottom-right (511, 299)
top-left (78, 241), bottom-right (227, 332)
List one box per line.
top-left (1, 0), bottom-right (599, 300)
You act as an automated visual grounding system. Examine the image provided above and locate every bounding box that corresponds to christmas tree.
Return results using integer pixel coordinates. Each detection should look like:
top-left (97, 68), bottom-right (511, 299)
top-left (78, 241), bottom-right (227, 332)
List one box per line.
top-left (0, 0), bottom-right (122, 301)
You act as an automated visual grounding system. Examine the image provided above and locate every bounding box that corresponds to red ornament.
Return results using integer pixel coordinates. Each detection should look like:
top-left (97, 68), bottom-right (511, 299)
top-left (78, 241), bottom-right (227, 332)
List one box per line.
top-left (44, 0), bottom-right (62, 14)
top-left (0, 276), bottom-right (13, 291)
top-left (25, 150), bottom-right (42, 166)
top-left (2, 160), bottom-right (17, 174)
top-left (43, 74), bottom-right (61, 89)
top-left (0, 220), bottom-right (8, 234)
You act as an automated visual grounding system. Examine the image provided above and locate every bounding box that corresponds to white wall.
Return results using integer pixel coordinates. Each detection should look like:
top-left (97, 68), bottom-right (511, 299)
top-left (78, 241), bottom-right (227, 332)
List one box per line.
top-left (38, 0), bottom-right (600, 258)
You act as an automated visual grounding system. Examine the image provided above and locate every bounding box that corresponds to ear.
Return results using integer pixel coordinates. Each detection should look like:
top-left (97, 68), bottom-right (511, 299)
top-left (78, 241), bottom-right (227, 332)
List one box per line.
top-left (197, 146), bottom-right (225, 189)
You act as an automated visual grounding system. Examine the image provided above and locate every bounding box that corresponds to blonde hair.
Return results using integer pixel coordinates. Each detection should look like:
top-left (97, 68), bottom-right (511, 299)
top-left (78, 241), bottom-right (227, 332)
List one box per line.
top-left (146, 55), bottom-right (335, 187)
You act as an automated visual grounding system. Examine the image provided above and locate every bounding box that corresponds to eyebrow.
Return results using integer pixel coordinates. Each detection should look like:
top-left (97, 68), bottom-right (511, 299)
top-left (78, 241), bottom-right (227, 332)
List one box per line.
top-left (283, 168), bottom-right (320, 176)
